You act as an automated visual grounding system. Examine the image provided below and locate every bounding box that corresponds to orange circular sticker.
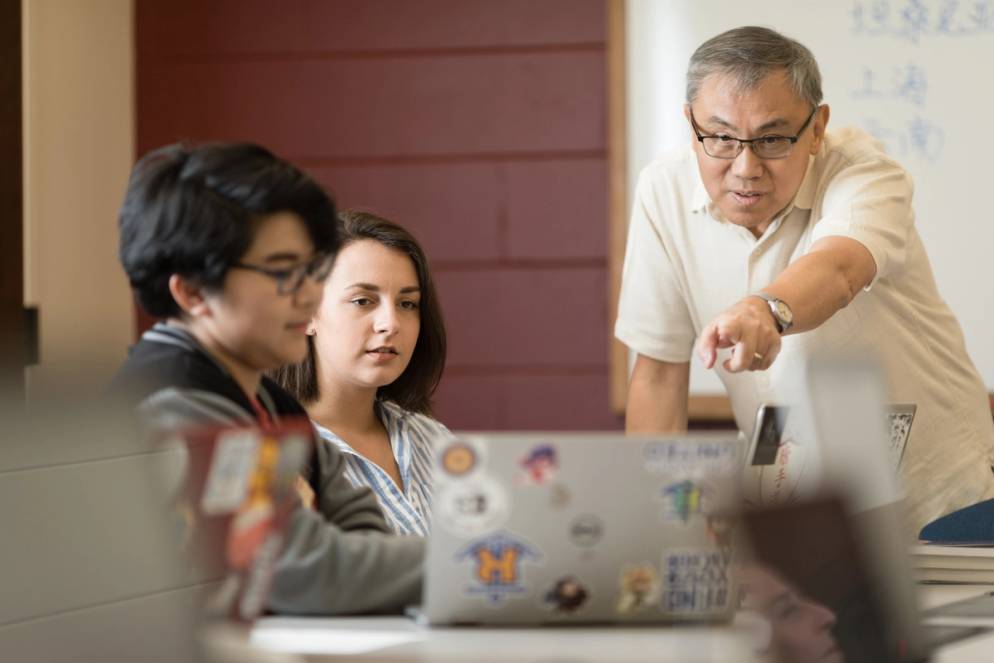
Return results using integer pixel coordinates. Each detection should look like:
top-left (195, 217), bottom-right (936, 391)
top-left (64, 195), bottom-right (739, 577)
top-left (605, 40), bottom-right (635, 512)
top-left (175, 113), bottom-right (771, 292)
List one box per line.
top-left (441, 443), bottom-right (476, 476)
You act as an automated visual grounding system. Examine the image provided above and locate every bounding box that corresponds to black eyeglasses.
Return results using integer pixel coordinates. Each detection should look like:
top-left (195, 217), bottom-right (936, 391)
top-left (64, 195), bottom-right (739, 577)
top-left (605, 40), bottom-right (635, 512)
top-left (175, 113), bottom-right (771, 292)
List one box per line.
top-left (689, 106), bottom-right (818, 160)
top-left (231, 252), bottom-right (334, 295)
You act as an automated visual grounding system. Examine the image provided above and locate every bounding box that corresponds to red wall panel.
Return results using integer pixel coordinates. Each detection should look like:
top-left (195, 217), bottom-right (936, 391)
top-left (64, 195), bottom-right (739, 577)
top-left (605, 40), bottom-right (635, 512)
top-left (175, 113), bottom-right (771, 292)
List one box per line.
top-left (139, 53), bottom-right (605, 159)
top-left (310, 162), bottom-right (504, 262)
top-left (435, 267), bottom-right (607, 368)
top-left (136, 0), bottom-right (621, 430)
top-left (137, 0), bottom-right (605, 56)
top-left (505, 159), bottom-right (608, 260)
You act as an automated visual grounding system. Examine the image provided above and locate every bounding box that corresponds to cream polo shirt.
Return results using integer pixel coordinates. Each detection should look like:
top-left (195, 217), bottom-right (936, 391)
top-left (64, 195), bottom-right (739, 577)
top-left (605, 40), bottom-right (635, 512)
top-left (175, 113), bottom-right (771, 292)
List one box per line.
top-left (615, 127), bottom-right (994, 531)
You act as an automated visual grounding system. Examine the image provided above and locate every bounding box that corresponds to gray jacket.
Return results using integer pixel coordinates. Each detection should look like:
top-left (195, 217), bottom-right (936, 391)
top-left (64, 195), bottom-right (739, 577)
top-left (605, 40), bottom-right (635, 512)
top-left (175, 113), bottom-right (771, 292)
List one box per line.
top-left (112, 323), bottom-right (424, 615)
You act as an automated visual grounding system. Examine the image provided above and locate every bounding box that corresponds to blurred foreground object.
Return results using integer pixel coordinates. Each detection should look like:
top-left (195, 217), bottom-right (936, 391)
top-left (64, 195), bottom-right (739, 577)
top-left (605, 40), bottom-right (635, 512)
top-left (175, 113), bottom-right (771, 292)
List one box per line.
top-left (0, 393), bottom-right (204, 662)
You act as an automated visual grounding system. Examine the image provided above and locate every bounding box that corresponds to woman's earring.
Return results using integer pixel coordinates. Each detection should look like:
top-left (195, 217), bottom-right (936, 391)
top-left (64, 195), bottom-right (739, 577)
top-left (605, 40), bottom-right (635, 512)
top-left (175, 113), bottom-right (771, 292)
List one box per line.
top-left (306, 326), bottom-right (316, 336)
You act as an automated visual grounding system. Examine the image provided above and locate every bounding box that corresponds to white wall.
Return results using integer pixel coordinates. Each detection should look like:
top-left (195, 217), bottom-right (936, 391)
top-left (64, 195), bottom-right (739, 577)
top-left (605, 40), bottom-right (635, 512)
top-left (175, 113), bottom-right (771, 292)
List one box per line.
top-left (22, 0), bottom-right (135, 394)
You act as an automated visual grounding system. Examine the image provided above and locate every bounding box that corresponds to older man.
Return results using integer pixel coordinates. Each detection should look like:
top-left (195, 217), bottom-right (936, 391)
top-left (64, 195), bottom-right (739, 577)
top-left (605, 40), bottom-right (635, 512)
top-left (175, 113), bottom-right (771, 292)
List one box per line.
top-left (615, 26), bottom-right (994, 531)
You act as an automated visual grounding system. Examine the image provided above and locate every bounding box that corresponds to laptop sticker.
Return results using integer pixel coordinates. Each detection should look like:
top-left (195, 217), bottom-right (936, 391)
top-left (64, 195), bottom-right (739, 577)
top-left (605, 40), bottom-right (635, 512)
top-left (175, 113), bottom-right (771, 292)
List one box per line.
top-left (549, 482), bottom-right (571, 509)
top-left (440, 440), bottom-right (480, 478)
top-left (616, 564), bottom-right (661, 614)
top-left (658, 479), bottom-right (714, 524)
top-left (456, 531), bottom-right (543, 603)
top-left (435, 475), bottom-right (510, 537)
top-left (569, 514), bottom-right (604, 548)
top-left (704, 513), bottom-right (736, 549)
top-left (643, 439), bottom-right (738, 475)
top-left (750, 431), bottom-right (809, 507)
top-left (660, 548), bottom-right (732, 615)
top-left (201, 429), bottom-right (261, 515)
top-left (516, 443), bottom-right (558, 485)
top-left (544, 576), bottom-right (590, 613)
top-left (886, 409), bottom-right (915, 469)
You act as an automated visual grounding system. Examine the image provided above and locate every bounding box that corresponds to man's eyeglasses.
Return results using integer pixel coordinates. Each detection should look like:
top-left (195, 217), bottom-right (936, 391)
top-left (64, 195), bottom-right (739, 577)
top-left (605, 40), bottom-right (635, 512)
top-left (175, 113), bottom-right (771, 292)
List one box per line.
top-left (232, 252), bottom-right (335, 295)
top-left (689, 106), bottom-right (818, 160)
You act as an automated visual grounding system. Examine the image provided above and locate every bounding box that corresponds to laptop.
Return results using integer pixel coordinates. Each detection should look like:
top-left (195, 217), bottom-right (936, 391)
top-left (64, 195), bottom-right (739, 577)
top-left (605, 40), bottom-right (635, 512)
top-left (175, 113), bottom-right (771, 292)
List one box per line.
top-left (415, 432), bottom-right (745, 625)
top-left (738, 352), bottom-right (988, 662)
top-left (744, 401), bottom-right (917, 508)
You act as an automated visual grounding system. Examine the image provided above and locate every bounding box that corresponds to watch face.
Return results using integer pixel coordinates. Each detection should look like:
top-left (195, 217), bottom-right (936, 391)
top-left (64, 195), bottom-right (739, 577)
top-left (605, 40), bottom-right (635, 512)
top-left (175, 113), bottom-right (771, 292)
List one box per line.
top-left (775, 301), bottom-right (793, 324)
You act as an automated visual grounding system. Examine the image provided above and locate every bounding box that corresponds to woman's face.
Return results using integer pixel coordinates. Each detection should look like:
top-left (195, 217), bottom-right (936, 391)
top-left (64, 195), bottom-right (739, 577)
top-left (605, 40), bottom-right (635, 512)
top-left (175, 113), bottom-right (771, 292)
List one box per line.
top-left (741, 565), bottom-right (843, 663)
top-left (310, 239), bottom-right (421, 394)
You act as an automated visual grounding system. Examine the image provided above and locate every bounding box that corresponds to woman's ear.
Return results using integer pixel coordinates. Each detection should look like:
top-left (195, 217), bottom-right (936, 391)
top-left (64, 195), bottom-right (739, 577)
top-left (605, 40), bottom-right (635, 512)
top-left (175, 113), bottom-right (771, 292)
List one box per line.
top-left (168, 274), bottom-right (210, 317)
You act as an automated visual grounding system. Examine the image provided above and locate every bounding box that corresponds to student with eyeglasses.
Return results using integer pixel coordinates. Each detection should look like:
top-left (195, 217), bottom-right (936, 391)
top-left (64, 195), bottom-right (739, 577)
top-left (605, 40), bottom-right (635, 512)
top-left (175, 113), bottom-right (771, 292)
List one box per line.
top-left (110, 142), bottom-right (423, 615)
top-left (615, 26), bottom-right (994, 534)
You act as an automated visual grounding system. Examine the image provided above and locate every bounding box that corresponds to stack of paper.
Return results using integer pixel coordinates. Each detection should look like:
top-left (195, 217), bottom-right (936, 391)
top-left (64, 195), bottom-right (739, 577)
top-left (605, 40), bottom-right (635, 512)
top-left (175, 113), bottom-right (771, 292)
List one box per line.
top-left (912, 544), bottom-right (994, 584)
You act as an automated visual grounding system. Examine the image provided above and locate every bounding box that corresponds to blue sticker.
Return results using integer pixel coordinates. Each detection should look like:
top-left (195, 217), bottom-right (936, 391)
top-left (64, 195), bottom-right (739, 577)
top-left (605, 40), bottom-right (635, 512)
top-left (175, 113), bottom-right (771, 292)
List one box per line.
top-left (660, 548), bottom-right (731, 614)
top-left (456, 531), bottom-right (542, 602)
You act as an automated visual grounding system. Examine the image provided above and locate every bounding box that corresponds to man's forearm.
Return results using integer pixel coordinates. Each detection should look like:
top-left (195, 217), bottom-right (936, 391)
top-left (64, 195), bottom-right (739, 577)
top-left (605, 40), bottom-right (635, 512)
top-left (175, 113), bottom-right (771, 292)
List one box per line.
top-left (761, 237), bottom-right (876, 335)
top-left (625, 356), bottom-right (690, 433)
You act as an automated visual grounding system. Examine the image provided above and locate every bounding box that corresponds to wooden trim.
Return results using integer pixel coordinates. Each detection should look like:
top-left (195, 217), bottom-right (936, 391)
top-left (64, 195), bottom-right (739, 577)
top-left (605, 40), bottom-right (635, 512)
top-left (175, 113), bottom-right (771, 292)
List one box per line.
top-left (606, 0), bottom-right (628, 415)
top-left (0, 0), bottom-right (25, 391)
top-left (688, 395), bottom-right (734, 422)
top-left (604, 4), bottom-right (730, 426)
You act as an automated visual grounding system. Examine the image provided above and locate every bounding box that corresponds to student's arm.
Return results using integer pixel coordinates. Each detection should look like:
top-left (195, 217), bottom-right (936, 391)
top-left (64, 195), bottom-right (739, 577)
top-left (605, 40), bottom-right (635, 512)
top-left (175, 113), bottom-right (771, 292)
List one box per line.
top-left (266, 429), bottom-right (424, 615)
top-left (268, 509), bottom-right (424, 615)
top-left (139, 386), bottom-right (423, 615)
top-left (625, 354), bottom-right (690, 433)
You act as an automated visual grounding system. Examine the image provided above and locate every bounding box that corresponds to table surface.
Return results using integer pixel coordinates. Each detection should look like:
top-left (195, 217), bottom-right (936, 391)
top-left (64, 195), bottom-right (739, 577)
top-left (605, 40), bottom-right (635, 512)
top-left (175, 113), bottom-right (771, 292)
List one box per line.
top-left (202, 585), bottom-right (994, 663)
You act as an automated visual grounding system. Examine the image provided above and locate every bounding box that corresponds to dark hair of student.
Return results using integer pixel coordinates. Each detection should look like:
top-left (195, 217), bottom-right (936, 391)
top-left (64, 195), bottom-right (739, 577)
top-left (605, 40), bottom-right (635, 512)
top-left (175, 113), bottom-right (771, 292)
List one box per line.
top-left (118, 142), bottom-right (338, 318)
top-left (271, 211), bottom-right (447, 415)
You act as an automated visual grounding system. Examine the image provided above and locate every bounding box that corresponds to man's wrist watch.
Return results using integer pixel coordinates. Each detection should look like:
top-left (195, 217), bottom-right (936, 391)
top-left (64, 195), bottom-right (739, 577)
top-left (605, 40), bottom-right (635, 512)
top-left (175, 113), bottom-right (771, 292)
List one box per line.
top-left (752, 292), bottom-right (794, 334)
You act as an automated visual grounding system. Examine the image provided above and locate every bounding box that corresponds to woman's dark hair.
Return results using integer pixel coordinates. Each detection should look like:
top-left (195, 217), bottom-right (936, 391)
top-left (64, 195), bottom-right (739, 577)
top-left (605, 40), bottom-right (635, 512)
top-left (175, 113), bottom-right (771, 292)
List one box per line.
top-left (118, 142), bottom-right (338, 318)
top-left (271, 211), bottom-right (447, 415)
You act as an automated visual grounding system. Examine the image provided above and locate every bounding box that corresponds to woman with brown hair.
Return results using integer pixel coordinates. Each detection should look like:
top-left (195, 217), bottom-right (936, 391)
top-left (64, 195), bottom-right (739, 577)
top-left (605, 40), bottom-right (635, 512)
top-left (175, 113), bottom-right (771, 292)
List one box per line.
top-left (272, 210), bottom-right (449, 536)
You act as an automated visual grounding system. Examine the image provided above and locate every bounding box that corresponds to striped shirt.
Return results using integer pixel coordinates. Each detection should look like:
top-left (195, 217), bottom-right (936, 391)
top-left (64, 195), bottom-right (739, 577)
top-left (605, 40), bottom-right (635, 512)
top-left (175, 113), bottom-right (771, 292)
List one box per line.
top-left (313, 400), bottom-right (449, 536)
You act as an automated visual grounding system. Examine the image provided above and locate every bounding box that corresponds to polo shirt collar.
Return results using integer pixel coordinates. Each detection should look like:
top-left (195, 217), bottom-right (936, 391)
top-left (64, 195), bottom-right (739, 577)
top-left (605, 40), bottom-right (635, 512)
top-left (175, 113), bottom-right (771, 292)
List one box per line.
top-left (792, 154), bottom-right (818, 210)
top-left (690, 153), bottom-right (818, 219)
top-left (690, 153), bottom-right (710, 213)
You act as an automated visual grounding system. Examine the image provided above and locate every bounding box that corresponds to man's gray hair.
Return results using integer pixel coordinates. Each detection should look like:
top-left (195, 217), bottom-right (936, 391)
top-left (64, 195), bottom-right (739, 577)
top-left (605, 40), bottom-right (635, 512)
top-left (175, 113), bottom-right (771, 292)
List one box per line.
top-left (686, 26), bottom-right (823, 108)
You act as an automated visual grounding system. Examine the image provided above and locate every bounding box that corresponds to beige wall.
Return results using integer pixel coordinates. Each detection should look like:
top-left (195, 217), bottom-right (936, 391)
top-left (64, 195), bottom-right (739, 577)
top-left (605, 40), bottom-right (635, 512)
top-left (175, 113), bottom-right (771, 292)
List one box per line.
top-left (23, 0), bottom-right (135, 394)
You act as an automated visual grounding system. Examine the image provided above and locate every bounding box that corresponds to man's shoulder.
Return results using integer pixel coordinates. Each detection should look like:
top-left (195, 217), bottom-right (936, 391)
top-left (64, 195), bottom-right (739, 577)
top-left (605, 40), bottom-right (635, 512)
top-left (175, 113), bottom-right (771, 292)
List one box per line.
top-left (821, 127), bottom-right (906, 170)
top-left (634, 145), bottom-right (704, 217)
top-left (638, 144), bottom-right (699, 184)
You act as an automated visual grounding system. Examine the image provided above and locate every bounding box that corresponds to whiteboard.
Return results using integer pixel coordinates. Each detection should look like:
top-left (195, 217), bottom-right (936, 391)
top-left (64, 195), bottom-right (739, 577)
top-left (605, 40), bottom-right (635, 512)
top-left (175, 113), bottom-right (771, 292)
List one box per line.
top-left (627, 0), bottom-right (994, 394)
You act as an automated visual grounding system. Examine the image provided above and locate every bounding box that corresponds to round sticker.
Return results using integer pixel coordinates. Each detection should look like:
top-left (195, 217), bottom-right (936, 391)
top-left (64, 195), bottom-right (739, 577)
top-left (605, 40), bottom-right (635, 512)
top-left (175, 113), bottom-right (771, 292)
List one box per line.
top-left (543, 576), bottom-right (590, 613)
top-left (440, 441), bottom-right (478, 477)
top-left (569, 514), bottom-right (604, 548)
top-left (549, 482), bottom-right (571, 509)
top-left (435, 475), bottom-right (509, 537)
